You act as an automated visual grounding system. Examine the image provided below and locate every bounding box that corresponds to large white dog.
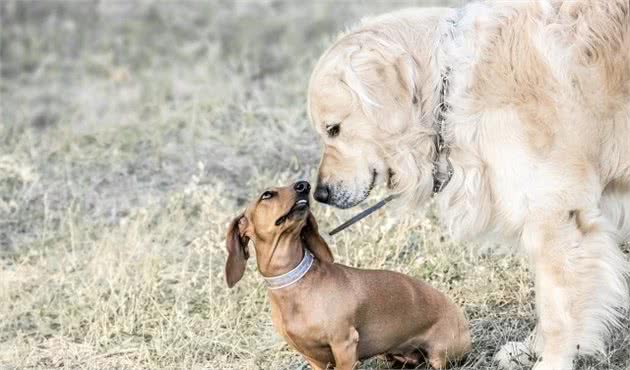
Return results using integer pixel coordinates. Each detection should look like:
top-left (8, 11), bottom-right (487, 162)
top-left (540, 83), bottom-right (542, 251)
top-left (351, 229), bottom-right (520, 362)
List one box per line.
top-left (307, 2), bottom-right (630, 369)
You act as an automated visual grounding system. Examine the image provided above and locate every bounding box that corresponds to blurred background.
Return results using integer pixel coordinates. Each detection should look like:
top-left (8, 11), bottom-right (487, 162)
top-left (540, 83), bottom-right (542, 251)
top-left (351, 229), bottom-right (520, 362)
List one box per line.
top-left (1, 1), bottom-right (628, 369)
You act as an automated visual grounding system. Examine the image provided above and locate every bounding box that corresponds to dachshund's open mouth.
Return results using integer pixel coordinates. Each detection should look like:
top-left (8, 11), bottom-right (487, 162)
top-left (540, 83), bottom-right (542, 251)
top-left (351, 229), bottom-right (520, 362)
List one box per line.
top-left (294, 198), bottom-right (309, 208)
top-left (275, 197), bottom-right (310, 226)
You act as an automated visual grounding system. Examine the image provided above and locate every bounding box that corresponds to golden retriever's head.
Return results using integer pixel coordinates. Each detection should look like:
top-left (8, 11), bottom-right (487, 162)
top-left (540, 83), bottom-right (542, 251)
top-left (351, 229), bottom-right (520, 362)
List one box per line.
top-left (308, 30), bottom-right (437, 209)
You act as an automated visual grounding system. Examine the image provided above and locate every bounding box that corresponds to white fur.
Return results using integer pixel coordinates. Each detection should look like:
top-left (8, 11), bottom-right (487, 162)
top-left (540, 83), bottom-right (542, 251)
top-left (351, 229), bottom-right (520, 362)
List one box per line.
top-left (308, 3), bottom-right (630, 369)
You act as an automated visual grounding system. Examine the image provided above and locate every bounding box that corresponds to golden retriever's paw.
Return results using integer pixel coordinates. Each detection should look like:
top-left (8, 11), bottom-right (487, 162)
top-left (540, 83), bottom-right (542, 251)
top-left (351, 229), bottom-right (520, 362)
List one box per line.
top-left (532, 355), bottom-right (573, 370)
top-left (495, 341), bottom-right (536, 369)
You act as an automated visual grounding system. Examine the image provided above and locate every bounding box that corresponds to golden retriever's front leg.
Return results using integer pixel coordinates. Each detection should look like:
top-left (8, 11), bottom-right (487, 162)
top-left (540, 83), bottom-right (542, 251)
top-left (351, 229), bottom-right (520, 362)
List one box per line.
top-left (521, 210), bottom-right (629, 370)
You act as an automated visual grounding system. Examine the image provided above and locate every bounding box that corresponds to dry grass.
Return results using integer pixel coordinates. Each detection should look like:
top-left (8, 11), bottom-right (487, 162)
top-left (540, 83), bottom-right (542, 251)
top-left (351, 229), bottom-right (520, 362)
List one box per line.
top-left (1, 1), bottom-right (628, 369)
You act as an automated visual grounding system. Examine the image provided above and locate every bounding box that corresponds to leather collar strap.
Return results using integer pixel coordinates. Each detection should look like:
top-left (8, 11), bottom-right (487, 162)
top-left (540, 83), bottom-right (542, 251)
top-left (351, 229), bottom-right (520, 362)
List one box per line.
top-left (263, 249), bottom-right (314, 290)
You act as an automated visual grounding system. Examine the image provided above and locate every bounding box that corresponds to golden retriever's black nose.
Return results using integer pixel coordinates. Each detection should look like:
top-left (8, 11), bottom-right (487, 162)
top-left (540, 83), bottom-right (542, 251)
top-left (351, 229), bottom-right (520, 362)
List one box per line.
top-left (294, 181), bottom-right (310, 194)
top-left (314, 184), bottom-right (329, 203)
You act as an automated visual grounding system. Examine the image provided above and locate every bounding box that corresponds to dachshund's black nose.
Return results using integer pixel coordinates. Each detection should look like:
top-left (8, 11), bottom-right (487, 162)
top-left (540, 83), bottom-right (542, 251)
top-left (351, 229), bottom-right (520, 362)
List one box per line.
top-left (294, 181), bottom-right (310, 194)
top-left (313, 183), bottom-right (330, 203)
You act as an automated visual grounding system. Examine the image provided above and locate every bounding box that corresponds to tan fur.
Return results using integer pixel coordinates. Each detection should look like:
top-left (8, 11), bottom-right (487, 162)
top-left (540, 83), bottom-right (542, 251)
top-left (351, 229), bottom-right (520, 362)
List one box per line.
top-left (469, 3), bottom-right (559, 154)
top-left (307, 2), bottom-right (630, 369)
top-left (225, 183), bottom-right (471, 369)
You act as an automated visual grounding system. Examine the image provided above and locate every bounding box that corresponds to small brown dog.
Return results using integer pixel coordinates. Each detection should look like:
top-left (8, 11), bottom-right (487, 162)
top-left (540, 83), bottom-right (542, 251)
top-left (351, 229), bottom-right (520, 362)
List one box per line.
top-left (225, 181), bottom-right (471, 369)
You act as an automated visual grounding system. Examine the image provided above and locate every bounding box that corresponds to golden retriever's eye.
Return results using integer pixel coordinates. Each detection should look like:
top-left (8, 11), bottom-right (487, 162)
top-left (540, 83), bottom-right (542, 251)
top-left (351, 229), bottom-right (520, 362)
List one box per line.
top-left (326, 123), bottom-right (340, 138)
top-left (261, 191), bottom-right (273, 200)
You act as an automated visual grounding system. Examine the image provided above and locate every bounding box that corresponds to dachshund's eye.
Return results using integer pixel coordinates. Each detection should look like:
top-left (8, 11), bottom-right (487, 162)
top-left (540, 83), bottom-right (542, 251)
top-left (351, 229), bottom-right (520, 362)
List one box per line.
top-left (326, 123), bottom-right (340, 138)
top-left (261, 191), bottom-right (273, 200)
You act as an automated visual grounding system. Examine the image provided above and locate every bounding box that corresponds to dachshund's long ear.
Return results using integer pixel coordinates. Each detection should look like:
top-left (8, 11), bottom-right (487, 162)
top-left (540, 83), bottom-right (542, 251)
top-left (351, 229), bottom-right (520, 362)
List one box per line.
top-left (225, 215), bottom-right (250, 288)
top-left (302, 212), bottom-right (333, 263)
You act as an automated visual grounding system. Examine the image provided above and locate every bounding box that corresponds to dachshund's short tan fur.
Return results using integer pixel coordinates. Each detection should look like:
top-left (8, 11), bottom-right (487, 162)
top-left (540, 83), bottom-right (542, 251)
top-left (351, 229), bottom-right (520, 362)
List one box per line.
top-left (226, 181), bottom-right (471, 369)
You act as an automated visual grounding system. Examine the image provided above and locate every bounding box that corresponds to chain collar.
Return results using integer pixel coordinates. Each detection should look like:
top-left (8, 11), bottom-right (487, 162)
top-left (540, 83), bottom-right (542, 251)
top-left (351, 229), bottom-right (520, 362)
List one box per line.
top-left (432, 8), bottom-right (464, 194)
top-left (432, 67), bottom-right (454, 194)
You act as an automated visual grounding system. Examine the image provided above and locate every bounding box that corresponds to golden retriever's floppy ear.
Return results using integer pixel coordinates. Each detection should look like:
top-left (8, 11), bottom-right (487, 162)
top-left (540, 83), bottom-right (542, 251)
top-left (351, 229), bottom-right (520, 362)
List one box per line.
top-left (225, 215), bottom-right (250, 288)
top-left (301, 212), bottom-right (334, 263)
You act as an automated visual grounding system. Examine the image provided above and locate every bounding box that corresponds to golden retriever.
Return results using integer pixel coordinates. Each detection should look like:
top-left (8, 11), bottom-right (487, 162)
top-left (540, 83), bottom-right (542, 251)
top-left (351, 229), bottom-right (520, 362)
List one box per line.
top-left (307, 2), bottom-right (630, 370)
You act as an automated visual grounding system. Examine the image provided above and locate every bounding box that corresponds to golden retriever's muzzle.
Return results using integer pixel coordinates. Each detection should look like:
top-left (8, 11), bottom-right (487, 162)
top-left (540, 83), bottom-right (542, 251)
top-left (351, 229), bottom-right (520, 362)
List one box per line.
top-left (314, 169), bottom-right (377, 209)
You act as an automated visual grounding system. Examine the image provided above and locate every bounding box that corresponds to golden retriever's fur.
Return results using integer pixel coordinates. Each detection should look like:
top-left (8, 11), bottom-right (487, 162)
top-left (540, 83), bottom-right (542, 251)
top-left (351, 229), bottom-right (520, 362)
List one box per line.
top-left (307, 2), bottom-right (630, 369)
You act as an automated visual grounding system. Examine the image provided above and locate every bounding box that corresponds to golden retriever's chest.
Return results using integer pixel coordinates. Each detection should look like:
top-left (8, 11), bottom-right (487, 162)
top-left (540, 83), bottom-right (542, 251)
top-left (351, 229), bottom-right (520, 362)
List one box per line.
top-left (437, 1), bottom-right (630, 240)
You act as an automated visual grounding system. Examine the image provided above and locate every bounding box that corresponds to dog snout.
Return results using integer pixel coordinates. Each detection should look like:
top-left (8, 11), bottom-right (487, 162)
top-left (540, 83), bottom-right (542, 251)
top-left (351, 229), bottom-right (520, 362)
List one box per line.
top-left (294, 181), bottom-right (310, 194)
top-left (313, 183), bottom-right (330, 204)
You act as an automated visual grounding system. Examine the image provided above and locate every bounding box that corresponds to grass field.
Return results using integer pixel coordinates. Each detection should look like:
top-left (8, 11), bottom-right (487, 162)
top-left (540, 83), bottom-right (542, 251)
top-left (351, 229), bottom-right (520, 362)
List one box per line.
top-left (1, 1), bottom-right (629, 369)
